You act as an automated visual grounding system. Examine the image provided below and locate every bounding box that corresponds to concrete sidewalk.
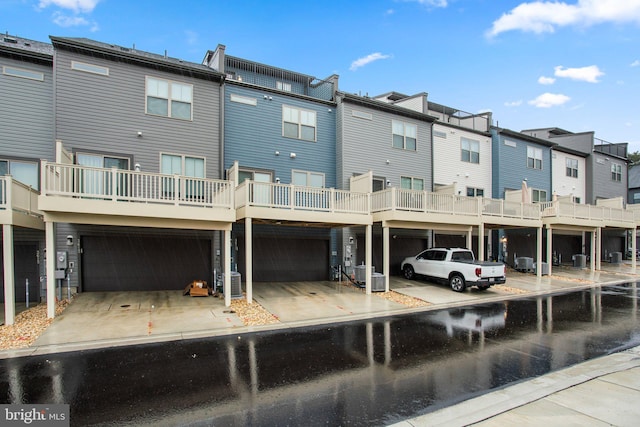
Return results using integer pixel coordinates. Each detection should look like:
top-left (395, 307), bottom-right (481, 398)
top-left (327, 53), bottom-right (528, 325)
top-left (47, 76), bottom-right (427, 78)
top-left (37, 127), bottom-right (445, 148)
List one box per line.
top-left (392, 345), bottom-right (640, 427)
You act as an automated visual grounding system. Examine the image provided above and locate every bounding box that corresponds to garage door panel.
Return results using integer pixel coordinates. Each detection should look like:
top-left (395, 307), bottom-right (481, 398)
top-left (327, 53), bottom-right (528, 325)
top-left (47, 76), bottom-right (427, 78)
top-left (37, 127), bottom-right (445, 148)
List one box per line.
top-left (248, 238), bottom-right (329, 282)
top-left (82, 236), bottom-right (211, 292)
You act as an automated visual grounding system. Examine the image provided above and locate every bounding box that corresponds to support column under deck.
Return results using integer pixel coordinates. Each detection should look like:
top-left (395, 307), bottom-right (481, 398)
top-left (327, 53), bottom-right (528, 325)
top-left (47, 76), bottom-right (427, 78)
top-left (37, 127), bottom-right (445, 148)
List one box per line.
top-left (46, 221), bottom-right (56, 319)
top-left (3, 225), bottom-right (15, 325)
top-left (383, 225), bottom-right (390, 292)
top-left (245, 218), bottom-right (253, 304)
top-left (590, 230), bottom-right (596, 272)
top-left (596, 227), bottom-right (602, 270)
top-left (536, 226), bottom-right (542, 278)
top-left (224, 228), bottom-right (231, 307)
top-left (365, 224), bottom-right (372, 294)
top-left (546, 227), bottom-right (553, 276)
top-left (478, 223), bottom-right (485, 261)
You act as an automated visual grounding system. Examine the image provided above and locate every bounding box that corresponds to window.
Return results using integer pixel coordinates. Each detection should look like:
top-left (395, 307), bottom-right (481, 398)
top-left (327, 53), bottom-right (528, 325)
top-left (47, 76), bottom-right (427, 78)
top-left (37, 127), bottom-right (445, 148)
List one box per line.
top-left (401, 176), bottom-right (424, 190)
top-left (76, 153), bottom-right (129, 196)
top-left (461, 138), bottom-right (479, 163)
top-left (161, 154), bottom-right (205, 199)
top-left (276, 81), bottom-right (292, 92)
top-left (230, 94), bottom-right (257, 106)
top-left (527, 146), bottom-right (543, 169)
top-left (283, 105), bottom-right (316, 141)
top-left (292, 170), bottom-right (324, 188)
top-left (611, 164), bottom-right (622, 182)
top-left (146, 77), bottom-right (193, 120)
top-left (352, 110), bottom-right (372, 120)
top-left (2, 66), bottom-right (44, 81)
top-left (574, 196), bottom-right (581, 204)
top-left (0, 159), bottom-right (39, 190)
top-left (71, 61), bottom-right (109, 76)
top-left (392, 121), bottom-right (417, 150)
top-left (433, 130), bottom-right (447, 139)
top-left (532, 189), bottom-right (547, 202)
top-left (466, 187), bottom-right (484, 197)
top-left (566, 158), bottom-right (578, 177)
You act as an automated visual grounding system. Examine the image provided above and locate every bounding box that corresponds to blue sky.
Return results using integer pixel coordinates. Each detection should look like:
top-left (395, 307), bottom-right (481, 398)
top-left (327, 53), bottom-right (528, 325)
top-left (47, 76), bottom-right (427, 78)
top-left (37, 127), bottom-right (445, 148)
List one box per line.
top-left (3, 0), bottom-right (640, 151)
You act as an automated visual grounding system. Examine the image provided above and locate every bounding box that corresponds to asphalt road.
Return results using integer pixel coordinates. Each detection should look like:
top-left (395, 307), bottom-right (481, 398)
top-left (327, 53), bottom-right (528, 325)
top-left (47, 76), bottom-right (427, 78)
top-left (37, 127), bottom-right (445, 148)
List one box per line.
top-left (1, 283), bottom-right (639, 426)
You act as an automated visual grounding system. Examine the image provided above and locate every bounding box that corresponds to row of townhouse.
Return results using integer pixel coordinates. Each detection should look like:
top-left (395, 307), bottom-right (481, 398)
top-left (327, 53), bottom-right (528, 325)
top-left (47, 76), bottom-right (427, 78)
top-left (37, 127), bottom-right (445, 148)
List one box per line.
top-left (1, 33), bottom-right (637, 325)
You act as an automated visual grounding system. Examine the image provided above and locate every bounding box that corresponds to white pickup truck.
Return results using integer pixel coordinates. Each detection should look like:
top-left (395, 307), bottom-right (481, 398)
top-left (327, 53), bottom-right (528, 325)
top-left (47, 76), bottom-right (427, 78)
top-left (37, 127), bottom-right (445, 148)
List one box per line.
top-left (400, 248), bottom-right (506, 292)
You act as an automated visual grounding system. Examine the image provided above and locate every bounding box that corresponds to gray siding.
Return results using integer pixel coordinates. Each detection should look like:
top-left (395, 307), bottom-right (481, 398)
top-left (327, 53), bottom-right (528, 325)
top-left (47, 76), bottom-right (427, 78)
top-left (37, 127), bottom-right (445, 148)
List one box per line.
top-left (224, 84), bottom-right (336, 187)
top-left (53, 49), bottom-right (221, 178)
top-left (0, 56), bottom-right (54, 161)
top-left (590, 152), bottom-right (628, 203)
top-left (338, 100), bottom-right (432, 190)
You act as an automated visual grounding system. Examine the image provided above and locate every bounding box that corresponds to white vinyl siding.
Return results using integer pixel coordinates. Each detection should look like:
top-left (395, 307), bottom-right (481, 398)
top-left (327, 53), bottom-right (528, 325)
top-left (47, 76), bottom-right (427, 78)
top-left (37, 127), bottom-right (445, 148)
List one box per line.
top-left (392, 121), bottom-right (417, 151)
top-left (146, 76), bottom-right (193, 120)
top-left (283, 105), bottom-right (316, 142)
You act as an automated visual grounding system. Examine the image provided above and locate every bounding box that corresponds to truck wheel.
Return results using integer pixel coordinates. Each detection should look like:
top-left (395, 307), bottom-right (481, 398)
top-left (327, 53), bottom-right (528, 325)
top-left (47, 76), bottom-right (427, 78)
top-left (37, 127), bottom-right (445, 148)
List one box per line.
top-left (449, 274), bottom-right (466, 292)
top-left (403, 265), bottom-right (415, 280)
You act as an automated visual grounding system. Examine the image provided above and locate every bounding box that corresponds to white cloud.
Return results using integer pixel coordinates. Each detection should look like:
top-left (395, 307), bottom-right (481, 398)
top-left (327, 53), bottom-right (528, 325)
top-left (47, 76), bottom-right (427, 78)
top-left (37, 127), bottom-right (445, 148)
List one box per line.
top-left (538, 76), bottom-right (556, 85)
top-left (504, 100), bottom-right (523, 107)
top-left (38, 0), bottom-right (100, 13)
top-left (349, 52), bottom-right (391, 71)
top-left (631, 60), bottom-right (640, 67)
top-left (554, 65), bottom-right (604, 83)
top-left (385, 9), bottom-right (395, 15)
top-left (487, 0), bottom-right (640, 38)
top-left (404, 0), bottom-right (448, 7)
top-left (185, 30), bottom-right (198, 46)
top-left (528, 93), bottom-right (570, 108)
top-left (52, 11), bottom-right (88, 27)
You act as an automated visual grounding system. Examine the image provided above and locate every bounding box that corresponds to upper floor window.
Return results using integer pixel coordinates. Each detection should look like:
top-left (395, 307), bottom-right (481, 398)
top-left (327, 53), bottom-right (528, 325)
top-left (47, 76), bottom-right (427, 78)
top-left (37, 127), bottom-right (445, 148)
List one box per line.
top-left (283, 105), bottom-right (316, 141)
top-left (566, 158), bottom-right (578, 177)
top-left (277, 81), bottom-right (292, 92)
top-left (433, 130), bottom-right (447, 139)
top-left (72, 61), bottom-right (109, 76)
top-left (292, 170), bottom-right (324, 188)
top-left (532, 188), bottom-right (547, 202)
top-left (461, 138), bottom-right (479, 163)
top-left (146, 77), bottom-right (193, 120)
top-left (0, 159), bottom-right (39, 190)
top-left (2, 65), bottom-right (44, 81)
top-left (401, 176), bottom-right (424, 190)
top-left (392, 121), bottom-right (417, 151)
top-left (611, 163), bottom-right (622, 182)
top-left (527, 146), bottom-right (543, 169)
top-left (466, 187), bottom-right (484, 197)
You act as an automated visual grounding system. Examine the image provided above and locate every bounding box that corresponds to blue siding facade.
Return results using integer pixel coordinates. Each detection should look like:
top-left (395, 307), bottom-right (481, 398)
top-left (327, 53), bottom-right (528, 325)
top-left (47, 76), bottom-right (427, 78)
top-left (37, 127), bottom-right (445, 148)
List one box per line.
top-left (491, 128), bottom-right (553, 200)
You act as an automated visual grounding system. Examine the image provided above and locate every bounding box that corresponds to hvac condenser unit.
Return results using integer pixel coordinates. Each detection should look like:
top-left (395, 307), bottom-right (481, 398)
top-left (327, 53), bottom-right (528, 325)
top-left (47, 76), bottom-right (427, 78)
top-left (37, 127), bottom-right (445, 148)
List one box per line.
top-left (223, 272), bottom-right (242, 298)
top-left (533, 262), bottom-right (549, 276)
top-left (572, 254), bottom-right (586, 268)
top-left (354, 264), bottom-right (374, 283)
top-left (610, 252), bottom-right (622, 264)
top-left (371, 273), bottom-right (385, 292)
top-left (515, 257), bottom-right (534, 272)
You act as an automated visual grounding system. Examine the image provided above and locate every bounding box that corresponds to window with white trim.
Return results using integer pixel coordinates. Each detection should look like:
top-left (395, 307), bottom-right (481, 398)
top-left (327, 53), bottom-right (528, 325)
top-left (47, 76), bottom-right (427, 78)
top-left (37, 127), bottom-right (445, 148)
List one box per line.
top-left (461, 138), bottom-right (479, 163)
top-left (0, 159), bottom-right (39, 190)
top-left (466, 187), bottom-right (484, 197)
top-left (566, 158), bottom-right (578, 177)
top-left (292, 170), bottom-right (324, 188)
top-left (76, 153), bottom-right (129, 196)
top-left (146, 77), bottom-right (193, 120)
top-left (276, 81), bottom-right (292, 92)
top-left (401, 176), bottom-right (424, 190)
top-left (527, 146), bottom-right (543, 169)
top-left (283, 105), bottom-right (316, 141)
top-left (2, 66), bottom-right (44, 81)
top-left (532, 189), bottom-right (547, 202)
top-left (611, 163), bottom-right (622, 182)
top-left (71, 61), bottom-right (109, 76)
top-left (433, 130), bottom-right (447, 139)
top-left (392, 120), bottom-right (417, 151)
top-left (161, 153), bottom-right (205, 198)
top-left (230, 94), bottom-right (257, 106)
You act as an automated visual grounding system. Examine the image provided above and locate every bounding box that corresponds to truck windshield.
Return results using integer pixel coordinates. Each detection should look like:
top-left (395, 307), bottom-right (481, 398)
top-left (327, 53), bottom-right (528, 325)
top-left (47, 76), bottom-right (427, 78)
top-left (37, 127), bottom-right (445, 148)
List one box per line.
top-left (451, 251), bottom-right (473, 262)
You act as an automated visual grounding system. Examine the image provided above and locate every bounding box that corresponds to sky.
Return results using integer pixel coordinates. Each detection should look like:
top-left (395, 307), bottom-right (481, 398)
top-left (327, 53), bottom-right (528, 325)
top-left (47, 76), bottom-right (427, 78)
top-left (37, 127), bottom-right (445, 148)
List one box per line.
top-left (2, 0), bottom-right (640, 152)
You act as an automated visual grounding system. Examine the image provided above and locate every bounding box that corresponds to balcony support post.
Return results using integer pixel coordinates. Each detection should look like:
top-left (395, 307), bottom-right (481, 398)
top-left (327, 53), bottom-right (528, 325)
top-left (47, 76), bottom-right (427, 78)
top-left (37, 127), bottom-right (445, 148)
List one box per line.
top-left (245, 217), bottom-right (253, 304)
top-left (224, 227), bottom-right (231, 307)
top-left (546, 226), bottom-right (553, 276)
top-left (536, 226), bottom-right (543, 278)
top-left (383, 225), bottom-right (390, 292)
top-left (46, 221), bottom-right (56, 318)
top-left (365, 224), bottom-right (372, 295)
top-left (590, 229), bottom-right (596, 272)
top-left (596, 227), bottom-right (602, 270)
top-left (478, 222), bottom-right (485, 261)
top-left (632, 226), bottom-right (637, 273)
top-left (3, 224), bottom-right (15, 325)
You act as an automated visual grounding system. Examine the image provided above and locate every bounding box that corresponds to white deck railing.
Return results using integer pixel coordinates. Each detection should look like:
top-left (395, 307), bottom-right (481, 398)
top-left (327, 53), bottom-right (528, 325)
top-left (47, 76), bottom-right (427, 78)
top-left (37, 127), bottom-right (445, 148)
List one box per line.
top-left (41, 162), bottom-right (233, 209)
top-left (235, 181), bottom-right (370, 214)
top-left (371, 188), bottom-right (481, 216)
top-left (540, 201), bottom-right (635, 224)
top-left (0, 176), bottom-right (41, 217)
top-left (482, 198), bottom-right (540, 220)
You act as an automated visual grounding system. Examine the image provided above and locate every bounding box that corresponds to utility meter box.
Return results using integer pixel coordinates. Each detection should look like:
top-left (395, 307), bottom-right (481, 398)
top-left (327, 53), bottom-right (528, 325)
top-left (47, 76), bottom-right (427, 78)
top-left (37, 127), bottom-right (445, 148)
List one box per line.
top-left (56, 251), bottom-right (68, 270)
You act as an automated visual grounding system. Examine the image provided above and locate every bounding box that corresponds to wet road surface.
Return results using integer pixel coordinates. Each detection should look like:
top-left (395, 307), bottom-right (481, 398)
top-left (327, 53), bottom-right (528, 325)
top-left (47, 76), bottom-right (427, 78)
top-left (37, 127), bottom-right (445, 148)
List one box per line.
top-left (1, 283), bottom-right (639, 426)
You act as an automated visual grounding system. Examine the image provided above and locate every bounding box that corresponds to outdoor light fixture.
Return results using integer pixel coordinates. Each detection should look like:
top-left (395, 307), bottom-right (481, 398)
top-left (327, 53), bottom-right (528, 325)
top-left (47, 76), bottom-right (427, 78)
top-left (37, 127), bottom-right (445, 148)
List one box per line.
top-left (275, 151), bottom-right (279, 156)
top-left (135, 163), bottom-right (141, 172)
top-left (137, 131), bottom-right (142, 137)
top-left (290, 152), bottom-right (296, 159)
top-left (66, 235), bottom-right (74, 246)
